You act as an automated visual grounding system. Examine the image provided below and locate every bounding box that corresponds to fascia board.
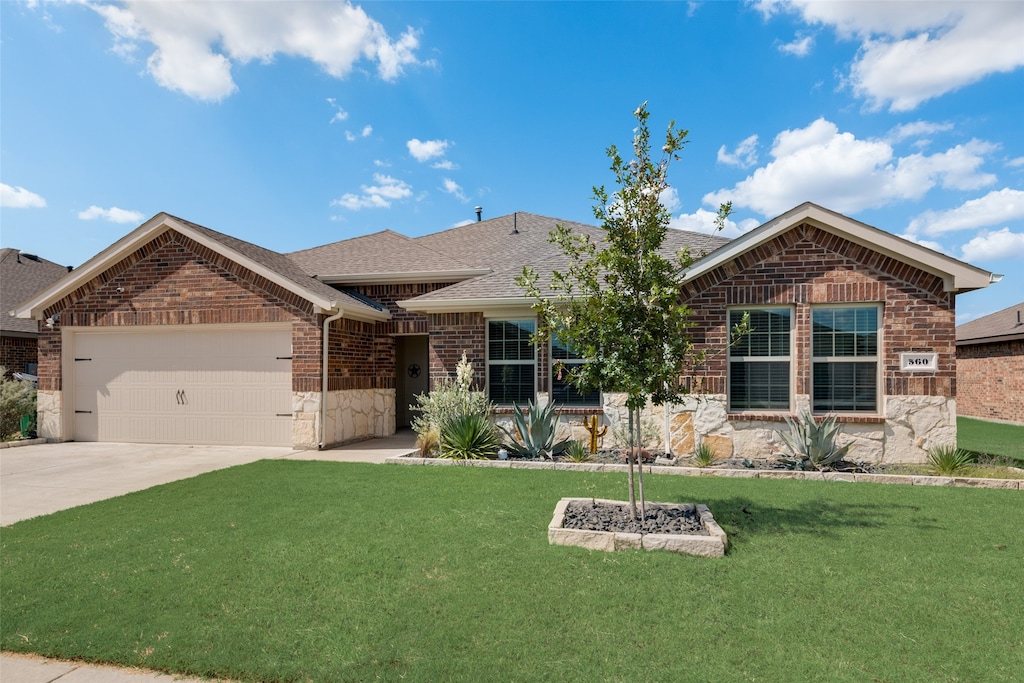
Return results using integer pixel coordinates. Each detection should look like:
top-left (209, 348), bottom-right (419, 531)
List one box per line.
top-left (318, 269), bottom-right (491, 285)
top-left (682, 203), bottom-right (994, 293)
top-left (397, 296), bottom-right (535, 316)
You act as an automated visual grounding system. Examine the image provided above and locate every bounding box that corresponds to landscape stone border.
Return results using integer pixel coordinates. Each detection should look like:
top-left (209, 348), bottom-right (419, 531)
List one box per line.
top-left (385, 456), bottom-right (1023, 490)
top-left (548, 497), bottom-right (727, 557)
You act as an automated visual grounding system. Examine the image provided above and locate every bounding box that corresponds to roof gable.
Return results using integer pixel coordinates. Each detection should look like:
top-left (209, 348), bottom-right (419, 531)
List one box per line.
top-left (14, 214), bottom-right (389, 322)
top-left (2, 249), bottom-right (70, 335)
top-left (684, 203), bottom-right (996, 293)
top-left (957, 301), bottom-right (1024, 344)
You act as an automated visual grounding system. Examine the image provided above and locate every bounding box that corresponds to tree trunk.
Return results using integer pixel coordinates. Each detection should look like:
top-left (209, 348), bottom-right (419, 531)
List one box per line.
top-left (627, 407), bottom-right (637, 520)
top-left (635, 406), bottom-right (646, 521)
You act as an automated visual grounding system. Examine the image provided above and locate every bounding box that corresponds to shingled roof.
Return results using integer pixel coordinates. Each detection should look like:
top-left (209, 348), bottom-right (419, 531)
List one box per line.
top-left (956, 301), bottom-right (1024, 345)
top-left (287, 229), bottom-right (486, 283)
top-left (1, 248), bottom-right (70, 336)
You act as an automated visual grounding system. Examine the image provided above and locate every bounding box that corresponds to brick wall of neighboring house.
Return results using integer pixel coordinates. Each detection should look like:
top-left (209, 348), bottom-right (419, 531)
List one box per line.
top-left (1, 335), bottom-right (38, 376)
top-left (37, 230), bottom-right (323, 393)
top-left (956, 340), bottom-right (1024, 424)
top-left (428, 312), bottom-right (486, 390)
top-left (683, 222), bottom-right (956, 410)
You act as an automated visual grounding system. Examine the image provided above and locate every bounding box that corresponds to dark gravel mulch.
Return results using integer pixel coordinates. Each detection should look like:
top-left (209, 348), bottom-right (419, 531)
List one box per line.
top-left (561, 500), bottom-right (708, 536)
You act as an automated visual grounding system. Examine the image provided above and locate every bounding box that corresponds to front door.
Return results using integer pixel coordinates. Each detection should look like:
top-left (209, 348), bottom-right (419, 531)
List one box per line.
top-left (395, 335), bottom-right (429, 428)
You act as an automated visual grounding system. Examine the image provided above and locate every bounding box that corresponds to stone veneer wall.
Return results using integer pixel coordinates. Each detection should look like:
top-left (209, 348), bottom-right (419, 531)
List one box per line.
top-left (293, 388), bottom-right (396, 448)
top-left (956, 340), bottom-right (1024, 424)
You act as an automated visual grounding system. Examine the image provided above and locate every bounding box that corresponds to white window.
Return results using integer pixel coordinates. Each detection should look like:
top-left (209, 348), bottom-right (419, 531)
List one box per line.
top-left (487, 319), bottom-right (536, 405)
top-left (728, 307), bottom-right (792, 411)
top-left (811, 305), bottom-right (880, 413)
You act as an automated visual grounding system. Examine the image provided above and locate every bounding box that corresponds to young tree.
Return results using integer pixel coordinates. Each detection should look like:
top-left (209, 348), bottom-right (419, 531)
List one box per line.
top-left (518, 103), bottom-right (738, 519)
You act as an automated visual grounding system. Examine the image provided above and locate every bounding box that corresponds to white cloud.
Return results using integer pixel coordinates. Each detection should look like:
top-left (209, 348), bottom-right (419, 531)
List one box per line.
top-left (441, 178), bottom-right (468, 202)
top-left (432, 160), bottom-right (457, 171)
top-left (717, 134), bottom-right (759, 168)
top-left (331, 174), bottom-right (411, 210)
top-left (777, 34), bottom-right (813, 57)
top-left (326, 98), bottom-right (348, 123)
top-left (907, 188), bottom-right (1024, 236)
top-left (669, 208), bottom-right (760, 238)
top-left (0, 183), bottom-right (46, 208)
top-left (754, 1), bottom-right (1024, 111)
top-left (960, 228), bottom-right (1024, 261)
top-left (84, 1), bottom-right (428, 101)
top-left (897, 233), bottom-right (948, 255)
top-left (360, 124), bottom-right (372, 137)
top-left (887, 120), bottom-right (954, 143)
top-left (77, 205), bottom-right (145, 223)
top-left (407, 138), bottom-right (449, 162)
top-left (1007, 157), bottom-right (1024, 168)
top-left (703, 118), bottom-right (997, 216)
top-left (659, 187), bottom-right (682, 213)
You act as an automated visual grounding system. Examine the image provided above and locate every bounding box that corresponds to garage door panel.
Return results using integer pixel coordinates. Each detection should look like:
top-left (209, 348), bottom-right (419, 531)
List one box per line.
top-left (71, 328), bottom-right (293, 446)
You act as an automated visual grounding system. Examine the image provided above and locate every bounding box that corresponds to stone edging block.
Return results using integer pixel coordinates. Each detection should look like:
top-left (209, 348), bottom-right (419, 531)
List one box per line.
top-left (385, 456), bottom-right (1022, 490)
top-left (547, 497), bottom-right (727, 557)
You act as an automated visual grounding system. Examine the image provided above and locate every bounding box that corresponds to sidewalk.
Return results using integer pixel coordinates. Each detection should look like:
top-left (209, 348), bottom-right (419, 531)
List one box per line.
top-left (0, 652), bottom-right (215, 683)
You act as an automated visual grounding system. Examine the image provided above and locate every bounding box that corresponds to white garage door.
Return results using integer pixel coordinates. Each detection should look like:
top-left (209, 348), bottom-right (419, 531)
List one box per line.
top-left (71, 327), bottom-right (293, 446)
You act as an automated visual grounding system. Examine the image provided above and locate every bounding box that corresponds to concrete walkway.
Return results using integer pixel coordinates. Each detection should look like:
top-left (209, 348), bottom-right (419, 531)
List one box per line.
top-left (0, 432), bottom-right (418, 683)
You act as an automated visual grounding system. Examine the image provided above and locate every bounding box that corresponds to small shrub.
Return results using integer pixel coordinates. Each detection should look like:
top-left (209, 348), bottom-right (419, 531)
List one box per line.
top-left (563, 440), bottom-right (591, 463)
top-left (410, 352), bottom-right (494, 438)
top-left (416, 427), bottom-right (440, 457)
top-left (0, 367), bottom-right (36, 441)
top-left (776, 411), bottom-right (851, 471)
top-left (499, 400), bottom-right (570, 460)
top-left (928, 445), bottom-right (975, 476)
top-left (610, 415), bottom-right (661, 450)
top-left (439, 413), bottom-right (501, 460)
top-left (691, 441), bottom-right (718, 468)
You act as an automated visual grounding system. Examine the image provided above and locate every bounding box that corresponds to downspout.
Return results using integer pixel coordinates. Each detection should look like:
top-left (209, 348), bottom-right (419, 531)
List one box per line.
top-left (319, 309), bottom-right (344, 450)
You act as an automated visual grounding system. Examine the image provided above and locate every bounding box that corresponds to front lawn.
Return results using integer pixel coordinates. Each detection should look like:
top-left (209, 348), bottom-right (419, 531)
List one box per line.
top-left (2, 462), bottom-right (1021, 682)
top-left (958, 416), bottom-right (1024, 461)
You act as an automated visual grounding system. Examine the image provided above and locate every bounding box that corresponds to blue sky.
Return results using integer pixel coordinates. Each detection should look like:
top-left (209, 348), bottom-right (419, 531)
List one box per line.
top-left (2, 1), bottom-right (1022, 323)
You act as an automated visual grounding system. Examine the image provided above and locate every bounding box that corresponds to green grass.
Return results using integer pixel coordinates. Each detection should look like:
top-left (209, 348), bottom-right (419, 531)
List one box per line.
top-left (958, 416), bottom-right (1024, 461)
top-left (2, 462), bottom-right (1022, 682)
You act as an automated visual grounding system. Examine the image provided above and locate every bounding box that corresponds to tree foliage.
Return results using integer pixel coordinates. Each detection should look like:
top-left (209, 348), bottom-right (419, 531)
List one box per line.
top-left (518, 103), bottom-right (738, 517)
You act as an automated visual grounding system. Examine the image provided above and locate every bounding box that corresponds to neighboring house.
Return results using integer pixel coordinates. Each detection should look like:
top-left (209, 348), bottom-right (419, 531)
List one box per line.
top-left (1, 248), bottom-right (70, 377)
top-left (955, 302), bottom-right (1024, 425)
top-left (15, 203), bottom-right (997, 461)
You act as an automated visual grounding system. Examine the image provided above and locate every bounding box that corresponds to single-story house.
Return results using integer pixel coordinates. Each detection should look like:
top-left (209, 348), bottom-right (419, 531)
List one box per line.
top-left (955, 302), bottom-right (1024, 425)
top-left (15, 202), bottom-right (997, 461)
top-left (2, 248), bottom-right (71, 377)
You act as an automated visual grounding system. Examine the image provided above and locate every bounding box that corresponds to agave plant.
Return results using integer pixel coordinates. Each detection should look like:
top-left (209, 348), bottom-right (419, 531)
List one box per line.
top-left (927, 444), bottom-right (975, 476)
top-left (563, 440), bottom-right (591, 463)
top-left (691, 441), bottom-right (719, 468)
top-left (438, 413), bottom-right (501, 460)
top-left (499, 400), bottom-right (570, 460)
top-left (776, 411), bottom-right (851, 471)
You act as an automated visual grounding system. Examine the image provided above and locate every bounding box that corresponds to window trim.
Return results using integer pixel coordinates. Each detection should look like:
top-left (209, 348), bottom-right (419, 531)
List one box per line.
top-left (726, 305), bottom-right (795, 413)
top-left (549, 335), bottom-right (601, 408)
top-left (810, 303), bottom-right (882, 415)
top-left (485, 317), bottom-right (537, 406)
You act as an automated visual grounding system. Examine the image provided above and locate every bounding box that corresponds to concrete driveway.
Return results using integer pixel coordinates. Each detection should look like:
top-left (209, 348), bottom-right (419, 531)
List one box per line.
top-left (0, 433), bottom-right (418, 526)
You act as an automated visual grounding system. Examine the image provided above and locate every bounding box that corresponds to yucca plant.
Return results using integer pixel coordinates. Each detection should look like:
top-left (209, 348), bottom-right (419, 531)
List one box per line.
top-left (691, 441), bottom-right (718, 468)
top-left (563, 440), bottom-right (591, 463)
top-left (927, 444), bottom-right (976, 476)
top-left (776, 411), bottom-right (851, 471)
top-left (499, 400), bottom-right (570, 460)
top-left (439, 413), bottom-right (501, 460)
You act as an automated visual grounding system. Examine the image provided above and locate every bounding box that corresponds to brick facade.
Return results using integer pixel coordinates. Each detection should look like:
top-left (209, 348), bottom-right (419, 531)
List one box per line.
top-left (1, 335), bottom-right (39, 377)
top-left (428, 312), bottom-right (486, 389)
top-left (683, 222), bottom-right (956, 414)
top-left (956, 340), bottom-right (1024, 424)
top-left (37, 230), bottom-right (323, 393)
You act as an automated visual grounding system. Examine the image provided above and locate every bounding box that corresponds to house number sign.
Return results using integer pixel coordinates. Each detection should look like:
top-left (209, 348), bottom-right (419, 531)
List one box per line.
top-left (900, 352), bottom-right (938, 372)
